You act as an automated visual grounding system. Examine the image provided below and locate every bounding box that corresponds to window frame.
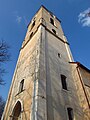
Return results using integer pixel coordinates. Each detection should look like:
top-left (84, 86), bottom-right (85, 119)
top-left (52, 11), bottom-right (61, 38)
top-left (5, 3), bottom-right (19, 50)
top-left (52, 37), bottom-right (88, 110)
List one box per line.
top-left (19, 79), bottom-right (24, 93)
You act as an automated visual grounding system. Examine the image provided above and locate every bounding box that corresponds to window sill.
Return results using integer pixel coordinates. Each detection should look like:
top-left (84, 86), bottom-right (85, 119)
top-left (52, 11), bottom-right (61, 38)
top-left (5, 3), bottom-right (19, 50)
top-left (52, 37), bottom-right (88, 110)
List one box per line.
top-left (61, 89), bottom-right (69, 92)
top-left (50, 23), bottom-right (57, 28)
top-left (15, 89), bottom-right (25, 97)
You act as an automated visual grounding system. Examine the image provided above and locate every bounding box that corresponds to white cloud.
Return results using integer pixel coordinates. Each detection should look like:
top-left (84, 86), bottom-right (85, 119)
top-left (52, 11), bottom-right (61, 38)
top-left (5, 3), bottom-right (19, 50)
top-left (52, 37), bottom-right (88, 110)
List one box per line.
top-left (78, 8), bottom-right (90, 27)
top-left (23, 16), bottom-right (29, 26)
top-left (13, 11), bottom-right (29, 26)
top-left (16, 15), bottom-right (22, 24)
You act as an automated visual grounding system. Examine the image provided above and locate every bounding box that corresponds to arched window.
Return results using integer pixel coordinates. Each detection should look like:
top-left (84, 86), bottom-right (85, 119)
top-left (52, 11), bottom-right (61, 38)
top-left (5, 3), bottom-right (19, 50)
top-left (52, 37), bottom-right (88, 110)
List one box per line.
top-left (11, 101), bottom-right (21, 120)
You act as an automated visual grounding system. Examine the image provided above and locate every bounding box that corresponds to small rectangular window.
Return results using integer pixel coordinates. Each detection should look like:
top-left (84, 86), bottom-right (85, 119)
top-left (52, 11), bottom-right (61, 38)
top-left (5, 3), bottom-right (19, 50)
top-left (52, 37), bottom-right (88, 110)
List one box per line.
top-left (67, 107), bottom-right (73, 120)
top-left (19, 79), bottom-right (24, 92)
top-left (58, 53), bottom-right (61, 58)
top-left (30, 32), bottom-right (33, 39)
top-left (52, 29), bottom-right (56, 34)
top-left (50, 18), bottom-right (54, 25)
top-left (61, 75), bottom-right (67, 90)
top-left (31, 21), bottom-right (35, 29)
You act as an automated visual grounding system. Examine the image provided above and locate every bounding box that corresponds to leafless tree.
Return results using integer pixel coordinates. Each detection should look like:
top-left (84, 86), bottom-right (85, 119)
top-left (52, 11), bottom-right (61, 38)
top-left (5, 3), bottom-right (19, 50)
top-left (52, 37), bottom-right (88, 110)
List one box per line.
top-left (0, 40), bottom-right (10, 118)
top-left (0, 40), bottom-right (10, 85)
top-left (0, 96), bottom-right (5, 119)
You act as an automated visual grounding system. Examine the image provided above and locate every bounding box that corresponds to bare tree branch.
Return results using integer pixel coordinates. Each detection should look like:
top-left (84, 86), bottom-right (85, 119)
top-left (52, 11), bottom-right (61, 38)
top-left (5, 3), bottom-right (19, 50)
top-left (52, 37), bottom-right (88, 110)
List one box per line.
top-left (0, 40), bottom-right (10, 85)
top-left (0, 41), bottom-right (10, 63)
top-left (0, 96), bottom-right (5, 119)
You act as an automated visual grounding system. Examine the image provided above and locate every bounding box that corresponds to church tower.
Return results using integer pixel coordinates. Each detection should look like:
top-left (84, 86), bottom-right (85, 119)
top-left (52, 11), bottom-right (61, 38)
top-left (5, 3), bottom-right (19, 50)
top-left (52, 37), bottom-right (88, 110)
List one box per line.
top-left (2, 6), bottom-right (90, 120)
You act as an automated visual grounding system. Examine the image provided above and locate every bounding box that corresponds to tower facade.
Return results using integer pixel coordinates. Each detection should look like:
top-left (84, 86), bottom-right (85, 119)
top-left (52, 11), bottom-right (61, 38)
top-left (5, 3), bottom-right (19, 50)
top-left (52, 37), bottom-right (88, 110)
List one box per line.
top-left (2, 6), bottom-right (90, 120)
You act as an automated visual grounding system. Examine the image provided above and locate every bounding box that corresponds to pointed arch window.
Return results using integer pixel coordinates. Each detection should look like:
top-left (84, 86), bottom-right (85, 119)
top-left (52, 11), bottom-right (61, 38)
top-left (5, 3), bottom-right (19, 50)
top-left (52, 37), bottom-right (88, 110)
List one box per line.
top-left (10, 101), bottom-right (22, 120)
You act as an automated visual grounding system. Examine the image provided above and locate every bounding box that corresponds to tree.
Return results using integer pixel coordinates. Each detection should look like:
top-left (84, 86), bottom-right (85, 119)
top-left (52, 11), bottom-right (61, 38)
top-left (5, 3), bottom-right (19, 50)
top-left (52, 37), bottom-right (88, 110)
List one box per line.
top-left (0, 96), bottom-right (5, 119)
top-left (0, 40), bottom-right (10, 119)
top-left (0, 40), bottom-right (10, 85)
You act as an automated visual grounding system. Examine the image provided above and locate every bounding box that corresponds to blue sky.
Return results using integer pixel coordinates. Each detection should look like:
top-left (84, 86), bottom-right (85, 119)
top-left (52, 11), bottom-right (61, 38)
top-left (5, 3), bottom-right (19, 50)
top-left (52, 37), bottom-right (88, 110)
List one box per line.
top-left (0, 0), bottom-right (90, 100)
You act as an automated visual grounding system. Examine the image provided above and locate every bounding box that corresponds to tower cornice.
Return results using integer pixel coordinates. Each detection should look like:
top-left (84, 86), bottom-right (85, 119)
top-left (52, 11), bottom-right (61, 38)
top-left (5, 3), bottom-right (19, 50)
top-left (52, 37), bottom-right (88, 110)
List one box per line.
top-left (21, 23), bottom-right (69, 50)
